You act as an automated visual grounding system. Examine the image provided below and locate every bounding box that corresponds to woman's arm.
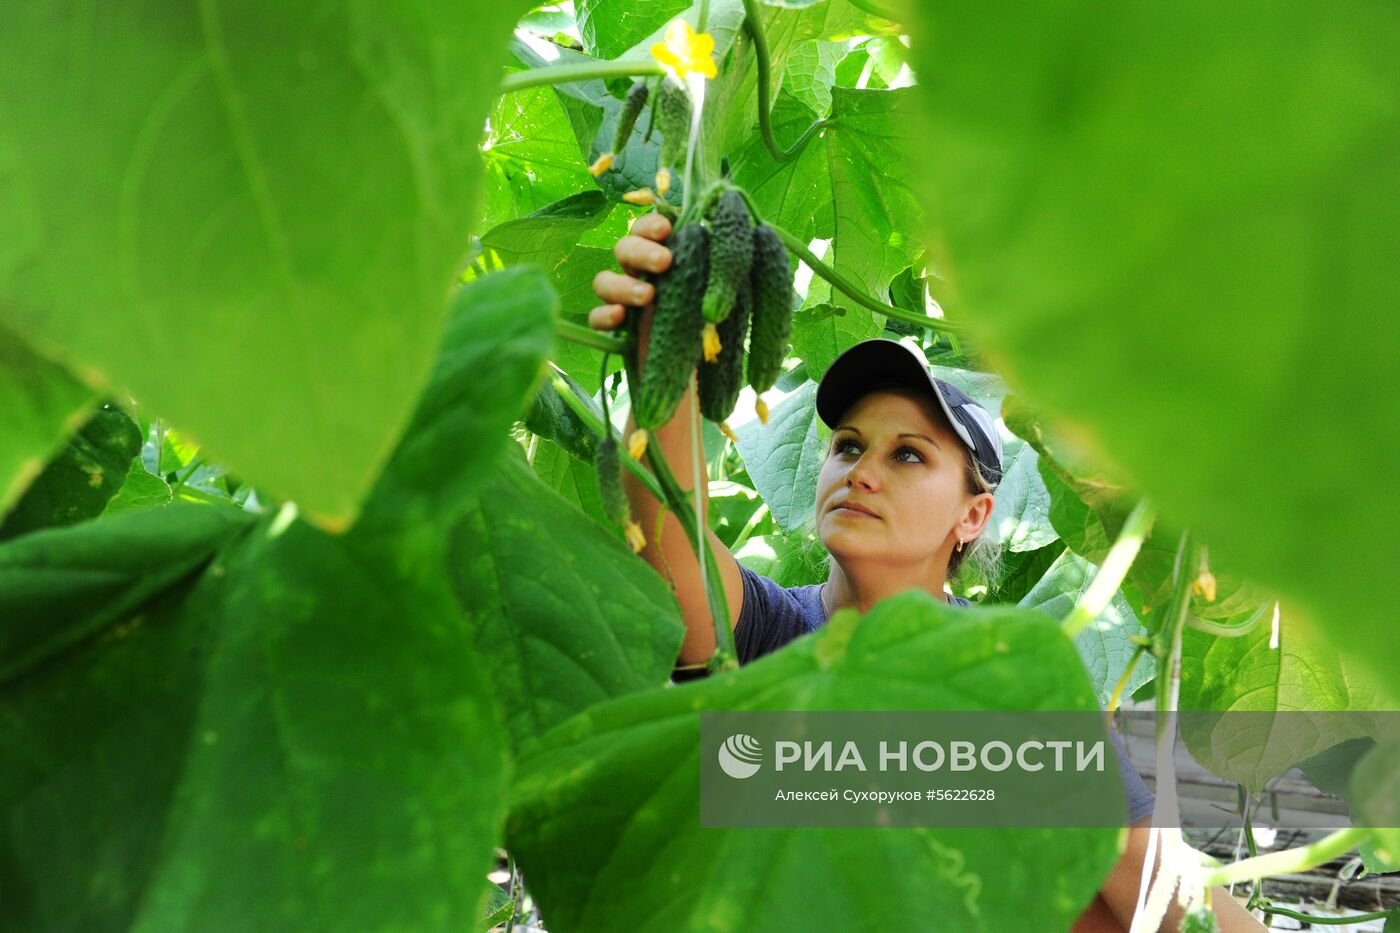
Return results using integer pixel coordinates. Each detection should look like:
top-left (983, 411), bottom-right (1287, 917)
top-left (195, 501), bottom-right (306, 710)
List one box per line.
top-left (590, 213), bottom-right (745, 667)
top-left (1089, 817), bottom-right (1266, 932)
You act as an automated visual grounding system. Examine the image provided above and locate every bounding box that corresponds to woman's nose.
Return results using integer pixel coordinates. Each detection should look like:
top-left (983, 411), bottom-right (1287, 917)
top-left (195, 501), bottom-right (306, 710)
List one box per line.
top-left (845, 453), bottom-right (880, 490)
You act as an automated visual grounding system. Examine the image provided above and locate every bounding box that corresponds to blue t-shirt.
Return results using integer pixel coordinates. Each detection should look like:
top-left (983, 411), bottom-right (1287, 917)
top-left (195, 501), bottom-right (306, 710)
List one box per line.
top-left (733, 563), bottom-right (1157, 825)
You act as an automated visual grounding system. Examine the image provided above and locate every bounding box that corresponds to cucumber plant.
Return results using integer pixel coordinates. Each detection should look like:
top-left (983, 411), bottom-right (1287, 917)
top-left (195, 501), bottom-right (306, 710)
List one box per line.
top-left (0, 1), bottom-right (1396, 931)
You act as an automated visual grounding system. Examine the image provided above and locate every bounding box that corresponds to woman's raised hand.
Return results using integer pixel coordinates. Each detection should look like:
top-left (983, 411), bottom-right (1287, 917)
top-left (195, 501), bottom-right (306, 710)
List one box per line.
top-left (588, 212), bottom-right (674, 332)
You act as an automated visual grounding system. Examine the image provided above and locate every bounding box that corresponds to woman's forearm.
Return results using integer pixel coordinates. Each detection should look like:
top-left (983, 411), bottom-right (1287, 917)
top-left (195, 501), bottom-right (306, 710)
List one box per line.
top-left (620, 311), bottom-right (734, 666)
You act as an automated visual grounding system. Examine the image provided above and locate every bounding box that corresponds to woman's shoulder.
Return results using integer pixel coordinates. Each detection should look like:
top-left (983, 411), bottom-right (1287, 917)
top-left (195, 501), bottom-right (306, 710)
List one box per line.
top-left (733, 563), bottom-right (828, 665)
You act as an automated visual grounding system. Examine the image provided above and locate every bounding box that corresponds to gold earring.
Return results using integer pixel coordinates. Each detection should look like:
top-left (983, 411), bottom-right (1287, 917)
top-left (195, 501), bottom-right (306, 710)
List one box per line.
top-left (955, 539), bottom-right (965, 554)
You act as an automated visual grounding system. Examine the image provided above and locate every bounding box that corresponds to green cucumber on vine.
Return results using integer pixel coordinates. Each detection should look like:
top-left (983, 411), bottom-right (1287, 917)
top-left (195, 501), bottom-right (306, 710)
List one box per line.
top-left (655, 79), bottom-right (692, 171)
top-left (699, 190), bottom-right (755, 326)
top-left (631, 223), bottom-right (710, 430)
top-left (697, 277), bottom-right (752, 423)
top-left (611, 80), bottom-right (650, 155)
top-left (746, 223), bottom-right (796, 403)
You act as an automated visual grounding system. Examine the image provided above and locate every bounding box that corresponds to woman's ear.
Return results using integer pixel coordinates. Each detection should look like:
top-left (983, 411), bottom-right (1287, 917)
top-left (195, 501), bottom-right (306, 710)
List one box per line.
top-left (958, 492), bottom-right (995, 541)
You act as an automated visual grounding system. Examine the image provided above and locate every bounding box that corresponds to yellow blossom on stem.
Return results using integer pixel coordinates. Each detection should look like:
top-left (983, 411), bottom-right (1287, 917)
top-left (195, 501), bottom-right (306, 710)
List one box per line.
top-left (625, 521), bottom-right (647, 553)
top-left (651, 18), bottom-right (717, 81)
top-left (702, 322), bottom-right (722, 362)
top-left (588, 152), bottom-right (614, 177)
top-left (655, 166), bottom-right (671, 197)
top-left (622, 187), bottom-right (656, 205)
top-left (755, 397), bottom-right (770, 425)
top-left (719, 422), bottom-right (738, 444)
top-left (1192, 568), bottom-right (1218, 602)
top-left (628, 429), bottom-right (649, 460)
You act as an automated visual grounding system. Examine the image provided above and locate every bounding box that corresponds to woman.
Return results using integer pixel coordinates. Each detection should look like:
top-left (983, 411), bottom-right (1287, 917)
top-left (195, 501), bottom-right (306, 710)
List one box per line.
top-left (589, 212), bottom-right (1265, 933)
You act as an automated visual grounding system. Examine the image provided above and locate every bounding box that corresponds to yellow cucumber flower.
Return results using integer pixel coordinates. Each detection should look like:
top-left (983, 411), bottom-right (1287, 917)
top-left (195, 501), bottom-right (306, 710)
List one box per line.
top-left (588, 152), bottom-right (614, 177)
top-left (628, 429), bottom-right (649, 460)
top-left (702, 322), bottom-right (722, 362)
top-left (651, 18), bottom-right (717, 81)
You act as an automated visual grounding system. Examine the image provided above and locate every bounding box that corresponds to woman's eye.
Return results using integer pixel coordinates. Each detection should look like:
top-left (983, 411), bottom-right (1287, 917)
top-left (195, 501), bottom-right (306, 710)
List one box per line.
top-left (834, 439), bottom-right (923, 463)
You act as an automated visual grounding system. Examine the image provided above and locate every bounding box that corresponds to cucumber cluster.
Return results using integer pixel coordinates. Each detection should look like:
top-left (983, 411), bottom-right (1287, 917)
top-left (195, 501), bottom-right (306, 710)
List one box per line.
top-left (632, 191), bottom-right (795, 433)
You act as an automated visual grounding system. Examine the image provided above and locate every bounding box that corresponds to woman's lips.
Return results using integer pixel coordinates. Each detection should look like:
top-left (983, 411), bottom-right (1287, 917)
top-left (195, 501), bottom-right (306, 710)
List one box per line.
top-left (832, 503), bottom-right (879, 518)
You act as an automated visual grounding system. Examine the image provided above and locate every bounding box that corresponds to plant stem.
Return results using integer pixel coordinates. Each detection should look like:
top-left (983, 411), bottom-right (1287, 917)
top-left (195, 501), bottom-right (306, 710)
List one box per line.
top-left (1130, 531), bottom-right (1197, 932)
top-left (845, 0), bottom-right (904, 22)
top-left (1239, 785), bottom-right (1266, 910)
top-left (767, 223), bottom-right (967, 335)
top-left (169, 453), bottom-right (206, 494)
top-left (1205, 828), bottom-right (1370, 887)
top-left (641, 399), bottom-right (738, 672)
top-left (504, 853), bottom-right (521, 933)
top-left (685, 381), bottom-right (738, 671)
top-left (1104, 643), bottom-right (1147, 727)
top-left (1061, 497), bottom-right (1156, 638)
top-left (728, 502), bottom-right (770, 553)
top-left (500, 60), bottom-right (664, 94)
top-left (741, 0), bottom-right (827, 164)
top-left (1257, 904), bottom-right (1398, 926)
top-left (557, 319), bottom-right (633, 355)
top-left (1185, 599), bottom-right (1273, 638)
top-left (547, 374), bottom-right (664, 502)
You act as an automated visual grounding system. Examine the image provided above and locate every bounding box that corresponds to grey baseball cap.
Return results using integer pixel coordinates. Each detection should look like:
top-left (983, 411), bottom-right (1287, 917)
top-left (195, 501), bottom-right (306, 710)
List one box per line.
top-left (815, 339), bottom-right (1004, 488)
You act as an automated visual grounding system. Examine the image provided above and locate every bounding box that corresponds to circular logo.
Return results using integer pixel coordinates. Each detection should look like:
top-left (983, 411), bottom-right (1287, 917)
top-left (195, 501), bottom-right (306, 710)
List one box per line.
top-left (717, 733), bottom-right (763, 779)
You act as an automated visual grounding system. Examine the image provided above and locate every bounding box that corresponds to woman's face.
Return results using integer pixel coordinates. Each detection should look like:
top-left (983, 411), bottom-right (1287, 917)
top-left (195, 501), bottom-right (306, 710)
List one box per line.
top-left (815, 388), bottom-right (994, 571)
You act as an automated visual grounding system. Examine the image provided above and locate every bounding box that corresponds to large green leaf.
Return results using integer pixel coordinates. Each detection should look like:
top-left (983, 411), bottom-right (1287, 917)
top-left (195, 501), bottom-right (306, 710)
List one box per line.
top-left (349, 261), bottom-right (680, 754)
top-left (733, 380), bottom-right (825, 534)
top-left (0, 512), bottom-right (510, 931)
top-left (0, 326), bottom-right (95, 515)
top-left (482, 55), bottom-right (598, 229)
top-left (733, 87), bottom-right (920, 316)
top-left (530, 439), bottom-right (609, 525)
top-left (447, 455), bottom-right (684, 756)
top-left (2, 263), bottom-right (551, 930)
top-left (480, 191), bottom-right (613, 269)
top-left (735, 528), bottom-right (829, 589)
top-left (1020, 549), bottom-right (1153, 708)
top-left (0, 404), bottom-right (142, 541)
top-left (0, 503), bottom-right (253, 684)
top-left (981, 541), bottom-right (1063, 606)
top-left (732, 91), bottom-right (834, 245)
top-left (352, 266), bottom-right (558, 546)
top-left (907, 2), bottom-right (1400, 699)
top-left (102, 462), bottom-right (174, 516)
top-left (0, 0), bottom-right (532, 527)
top-left (578, 0), bottom-right (690, 60)
top-left (1005, 395), bottom-right (1271, 631)
top-left (824, 88), bottom-right (924, 296)
top-left (1178, 605), bottom-right (1389, 791)
top-left (781, 40), bottom-right (845, 118)
top-left (524, 365), bottom-right (602, 464)
top-left (507, 593), bottom-right (1122, 932)
top-left (705, 0), bottom-right (902, 162)
top-left (791, 302), bottom-right (883, 382)
top-left (1297, 739), bottom-right (1400, 876)
top-left (1351, 741), bottom-right (1400, 868)
top-left (549, 246), bottom-right (627, 395)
